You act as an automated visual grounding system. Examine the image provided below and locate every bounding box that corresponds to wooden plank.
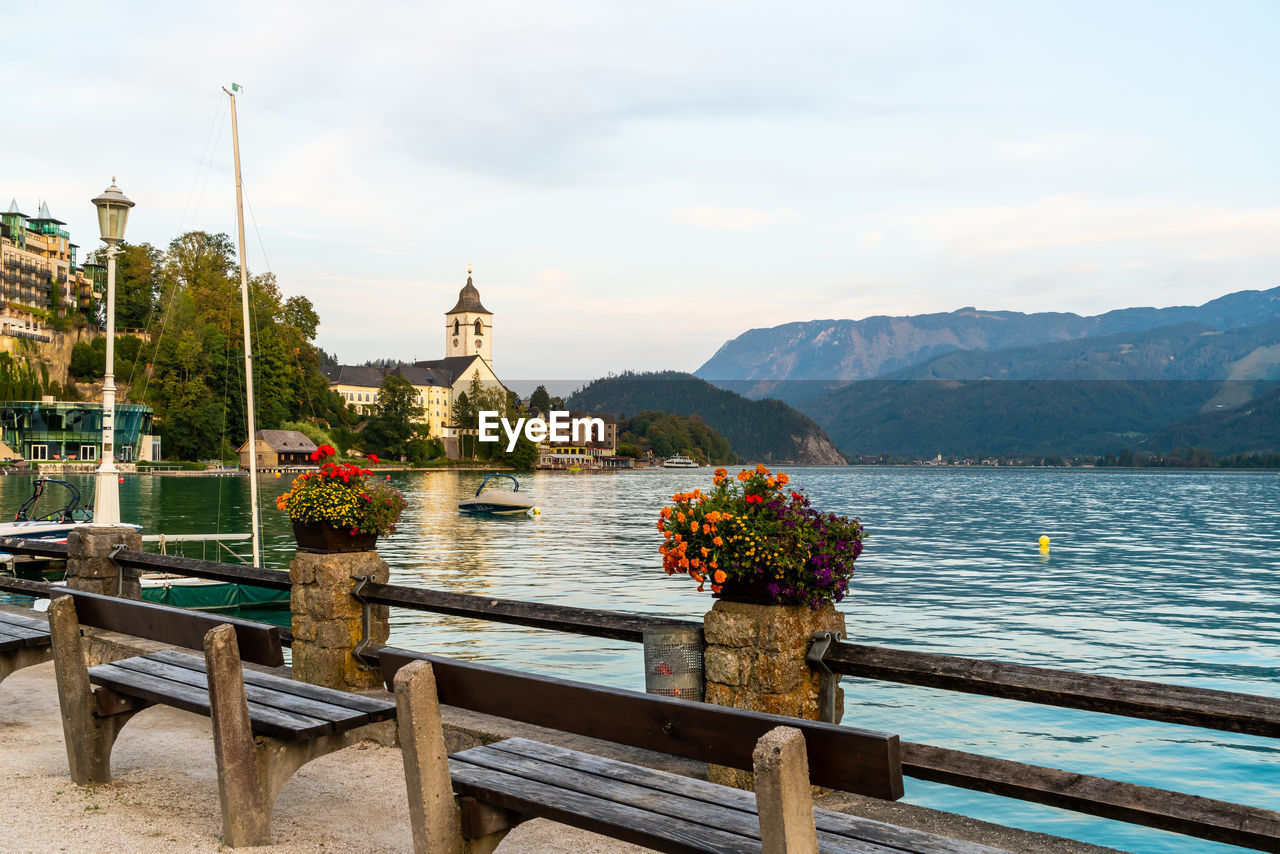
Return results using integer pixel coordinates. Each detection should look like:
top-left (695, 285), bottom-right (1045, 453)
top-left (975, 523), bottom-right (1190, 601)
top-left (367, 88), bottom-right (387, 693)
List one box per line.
top-left (454, 743), bottom-right (892, 854)
top-left (0, 537), bottom-right (70, 560)
top-left (87, 662), bottom-right (330, 739)
top-left (486, 739), bottom-right (1004, 854)
top-left (362, 582), bottom-right (682, 643)
top-left (0, 625), bottom-right (51, 648)
top-left (449, 761), bottom-right (763, 854)
top-left (901, 741), bottom-right (1280, 853)
top-left (108, 549), bottom-right (292, 591)
top-left (379, 647), bottom-right (903, 800)
top-left (57, 588), bottom-right (284, 667)
top-left (0, 631), bottom-right (25, 653)
top-left (146, 649), bottom-right (396, 719)
top-left (826, 642), bottom-right (1280, 738)
top-left (0, 610), bottom-right (52, 633)
top-left (112, 655), bottom-right (368, 732)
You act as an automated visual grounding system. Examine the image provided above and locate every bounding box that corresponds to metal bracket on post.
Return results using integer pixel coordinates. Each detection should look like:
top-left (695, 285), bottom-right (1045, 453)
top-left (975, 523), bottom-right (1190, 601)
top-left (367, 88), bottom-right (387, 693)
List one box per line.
top-left (351, 575), bottom-right (376, 669)
top-left (109, 543), bottom-right (127, 597)
top-left (806, 630), bottom-right (843, 723)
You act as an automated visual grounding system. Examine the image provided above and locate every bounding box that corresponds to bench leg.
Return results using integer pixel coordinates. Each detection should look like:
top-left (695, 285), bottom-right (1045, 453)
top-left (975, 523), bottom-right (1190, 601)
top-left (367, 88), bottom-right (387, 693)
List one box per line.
top-left (48, 595), bottom-right (142, 785)
top-left (753, 726), bottom-right (819, 854)
top-left (0, 645), bottom-right (51, 688)
top-left (205, 624), bottom-right (375, 847)
top-left (395, 659), bottom-right (469, 854)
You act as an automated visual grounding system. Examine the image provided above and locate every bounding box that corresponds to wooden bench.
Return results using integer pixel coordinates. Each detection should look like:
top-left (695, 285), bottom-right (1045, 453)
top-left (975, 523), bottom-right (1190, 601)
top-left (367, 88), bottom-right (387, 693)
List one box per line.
top-left (0, 607), bottom-right (52, 688)
top-left (46, 591), bottom-right (396, 847)
top-left (381, 648), bottom-right (1010, 854)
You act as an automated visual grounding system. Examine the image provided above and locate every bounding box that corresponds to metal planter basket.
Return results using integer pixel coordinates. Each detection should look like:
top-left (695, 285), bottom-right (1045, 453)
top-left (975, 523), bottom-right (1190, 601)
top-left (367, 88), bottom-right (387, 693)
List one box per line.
top-left (642, 624), bottom-right (705, 701)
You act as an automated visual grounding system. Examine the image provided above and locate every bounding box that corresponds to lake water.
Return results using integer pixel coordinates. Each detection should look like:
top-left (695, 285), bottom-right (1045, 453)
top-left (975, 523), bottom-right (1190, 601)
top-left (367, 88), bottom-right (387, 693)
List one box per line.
top-left (3, 467), bottom-right (1277, 853)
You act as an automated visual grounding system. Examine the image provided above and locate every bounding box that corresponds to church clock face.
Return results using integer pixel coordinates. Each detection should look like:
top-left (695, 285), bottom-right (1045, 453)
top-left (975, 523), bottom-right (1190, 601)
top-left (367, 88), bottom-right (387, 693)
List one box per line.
top-left (475, 339), bottom-right (483, 348)
top-left (452, 338), bottom-right (459, 348)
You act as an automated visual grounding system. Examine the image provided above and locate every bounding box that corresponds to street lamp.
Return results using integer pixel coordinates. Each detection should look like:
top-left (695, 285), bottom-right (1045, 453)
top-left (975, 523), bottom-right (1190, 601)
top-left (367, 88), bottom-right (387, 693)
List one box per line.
top-left (90, 179), bottom-right (134, 526)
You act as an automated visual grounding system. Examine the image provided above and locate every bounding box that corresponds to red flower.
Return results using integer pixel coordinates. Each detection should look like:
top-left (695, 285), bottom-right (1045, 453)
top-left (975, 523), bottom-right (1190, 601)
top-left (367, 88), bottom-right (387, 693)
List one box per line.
top-left (367, 454), bottom-right (379, 464)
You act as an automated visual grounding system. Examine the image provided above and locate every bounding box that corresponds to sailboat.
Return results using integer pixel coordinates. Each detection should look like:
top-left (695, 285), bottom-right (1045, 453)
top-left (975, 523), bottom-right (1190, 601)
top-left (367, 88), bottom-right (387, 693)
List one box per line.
top-left (137, 85), bottom-right (285, 611)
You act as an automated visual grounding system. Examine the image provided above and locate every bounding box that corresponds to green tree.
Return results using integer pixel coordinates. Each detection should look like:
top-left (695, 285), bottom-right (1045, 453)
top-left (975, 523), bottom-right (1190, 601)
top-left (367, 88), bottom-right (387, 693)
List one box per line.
top-left (361, 374), bottom-right (425, 461)
top-left (529, 384), bottom-right (552, 412)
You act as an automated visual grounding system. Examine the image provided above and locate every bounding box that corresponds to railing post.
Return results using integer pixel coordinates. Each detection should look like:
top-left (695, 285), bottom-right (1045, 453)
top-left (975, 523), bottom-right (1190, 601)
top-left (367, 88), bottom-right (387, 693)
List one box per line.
top-left (65, 527), bottom-right (142, 599)
top-left (703, 601), bottom-right (846, 790)
top-left (289, 551), bottom-right (389, 691)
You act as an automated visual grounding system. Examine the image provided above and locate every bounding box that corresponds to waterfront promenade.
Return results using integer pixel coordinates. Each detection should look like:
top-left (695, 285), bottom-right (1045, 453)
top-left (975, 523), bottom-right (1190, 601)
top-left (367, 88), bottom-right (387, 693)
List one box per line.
top-left (0, 654), bottom-right (1122, 853)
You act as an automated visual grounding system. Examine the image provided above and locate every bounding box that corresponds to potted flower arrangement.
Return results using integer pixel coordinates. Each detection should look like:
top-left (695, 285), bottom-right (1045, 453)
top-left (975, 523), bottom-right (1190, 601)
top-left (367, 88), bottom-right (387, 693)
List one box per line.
top-left (277, 444), bottom-right (407, 553)
top-left (657, 464), bottom-right (865, 608)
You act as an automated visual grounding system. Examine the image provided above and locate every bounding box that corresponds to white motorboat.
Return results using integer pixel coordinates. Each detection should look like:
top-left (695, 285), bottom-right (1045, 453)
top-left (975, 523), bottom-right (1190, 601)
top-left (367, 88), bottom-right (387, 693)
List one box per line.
top-left (663, 455), bottom-right (700, 469)
top-left (458, 474), bottom-right (539, 516)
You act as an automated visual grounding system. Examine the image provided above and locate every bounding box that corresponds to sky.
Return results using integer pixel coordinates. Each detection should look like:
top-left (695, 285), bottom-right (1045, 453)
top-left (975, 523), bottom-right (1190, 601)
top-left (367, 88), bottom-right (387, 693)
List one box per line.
top-left (4, 1), bottom-right (1279, 384)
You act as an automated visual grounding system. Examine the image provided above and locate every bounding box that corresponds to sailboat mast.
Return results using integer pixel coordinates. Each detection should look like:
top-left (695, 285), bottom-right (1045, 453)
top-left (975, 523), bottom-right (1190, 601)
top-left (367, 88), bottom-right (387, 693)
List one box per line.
top-left (225, 85), bottom-right (262, 569)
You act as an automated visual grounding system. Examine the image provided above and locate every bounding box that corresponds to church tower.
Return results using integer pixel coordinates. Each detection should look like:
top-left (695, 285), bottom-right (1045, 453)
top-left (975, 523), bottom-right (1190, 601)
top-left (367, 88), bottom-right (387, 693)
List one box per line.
top-left (444, 268), bottom-right (493, 367)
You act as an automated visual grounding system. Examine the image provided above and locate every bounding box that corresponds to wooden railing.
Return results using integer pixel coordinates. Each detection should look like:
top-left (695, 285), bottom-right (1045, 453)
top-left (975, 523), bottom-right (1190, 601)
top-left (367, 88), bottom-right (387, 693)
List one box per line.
top-left (1, 539), bottom-right (1276, 851)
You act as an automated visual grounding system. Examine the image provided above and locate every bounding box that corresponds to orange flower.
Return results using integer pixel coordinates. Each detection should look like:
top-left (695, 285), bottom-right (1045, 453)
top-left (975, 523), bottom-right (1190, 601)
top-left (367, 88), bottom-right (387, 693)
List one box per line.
top-left (701, 547), bottom-right (709, 557)
top-left (765, 478), bottom-right (776, 488)
top-left (702, 523), bottom-right (711, 535)
top-left (737, 470), bottom-right (749, 481)
top-left (755, 463), bottom-right (769, 475)
top-left (714, 467), bottom-right (728, 478)
top-left (711, 584), bottom-right (722, 594)
top-left (660, 507), bottom-right (672, 518)
top-left (656, 521), bottom-right (665, 531)
top-left (713, 569), bottom-right (727, 584)
top-left (676, 512), bottom-right (685, 523)
top-left (713, 536), bottom-right (723, 546)
top-left (776, 472), bottom-right (789, 485)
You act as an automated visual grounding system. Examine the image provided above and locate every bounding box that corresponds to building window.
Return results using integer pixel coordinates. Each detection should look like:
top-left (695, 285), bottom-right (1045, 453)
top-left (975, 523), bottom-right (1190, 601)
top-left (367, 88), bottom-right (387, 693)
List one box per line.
top-left (474, 319), bottom-right (482, 335)
top-left (453, 319), bottom-right (460, 335)
top-left (80, 444), bottom-right (97, 460)
top-left (30, 444), bottom-right (48, 460)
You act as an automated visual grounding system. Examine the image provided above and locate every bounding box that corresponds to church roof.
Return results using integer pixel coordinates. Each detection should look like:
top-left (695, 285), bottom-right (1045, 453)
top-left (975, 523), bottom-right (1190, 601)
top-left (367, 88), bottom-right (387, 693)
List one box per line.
top-left (411, 355), bottom-right (488, 384)
top-left (6, 198), bottom-right (24, 216)
top-left (447, 274), bottom-right (490, 315)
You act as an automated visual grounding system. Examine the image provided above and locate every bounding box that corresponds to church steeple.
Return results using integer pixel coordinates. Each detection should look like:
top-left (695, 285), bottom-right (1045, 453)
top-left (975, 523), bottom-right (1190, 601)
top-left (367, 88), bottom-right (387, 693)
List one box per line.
top-left (444, 267), bottom-right (493, 366)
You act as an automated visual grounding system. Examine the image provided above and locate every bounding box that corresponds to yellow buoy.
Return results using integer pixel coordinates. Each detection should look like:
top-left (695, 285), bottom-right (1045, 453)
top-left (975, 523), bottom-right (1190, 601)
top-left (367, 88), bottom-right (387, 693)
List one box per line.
top-left (1038, 535), bottom-right (1050, 551)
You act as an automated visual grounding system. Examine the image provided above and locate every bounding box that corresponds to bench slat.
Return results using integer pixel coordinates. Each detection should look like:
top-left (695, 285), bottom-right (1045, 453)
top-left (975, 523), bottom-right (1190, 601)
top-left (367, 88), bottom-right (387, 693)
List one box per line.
top-left (111, 655), bottom-right (370, 730)
top-left (449, 761), bottom-right (764, 854)
top-left (454, 742), bottom-right (889, 854)
top-left (59, 589), bottom-right (284, 667)
top-left (0, 622), bottom-right (50, 648)
top-left (380, 647), bottom-right (902, 799)
top-left (0, 611), bottom-right (52, 633)
top-left (483, 739), bottom-right (1004, 854)
top-left (88, 661), bottom-right (332, 739)
top-left (147, 649), bottom-right (395, 720)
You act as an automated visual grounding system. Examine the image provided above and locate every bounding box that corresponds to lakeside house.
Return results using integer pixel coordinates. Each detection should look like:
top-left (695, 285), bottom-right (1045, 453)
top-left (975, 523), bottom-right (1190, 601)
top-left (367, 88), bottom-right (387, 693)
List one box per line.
top-left (0, 199), bottom-right (99, 341)
top-left (0, 399), bottom-right (155, 462)
top-left (237, 429), bottom-right (317, 470)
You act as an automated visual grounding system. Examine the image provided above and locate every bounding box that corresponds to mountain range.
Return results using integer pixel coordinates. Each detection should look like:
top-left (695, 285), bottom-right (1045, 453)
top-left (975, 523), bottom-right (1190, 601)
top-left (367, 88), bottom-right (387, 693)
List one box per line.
top-left (690, 286), bottom-right (1280, 459)
top-left (697, 286), bottom-right (1280, 386)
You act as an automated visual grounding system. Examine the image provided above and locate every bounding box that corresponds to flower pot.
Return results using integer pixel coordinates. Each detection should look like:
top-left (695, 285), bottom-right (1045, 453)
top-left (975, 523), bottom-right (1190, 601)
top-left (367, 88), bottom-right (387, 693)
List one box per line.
top-left (712, 575), bottom-right (776, 605)
top-left (292, 521), bottom-right (378, 554)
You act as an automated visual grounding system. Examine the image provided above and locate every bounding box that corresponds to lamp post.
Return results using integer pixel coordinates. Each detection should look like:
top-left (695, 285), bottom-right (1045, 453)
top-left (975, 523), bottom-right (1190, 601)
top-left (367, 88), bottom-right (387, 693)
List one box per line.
top-left (90, 179), bottom-right (134, 526)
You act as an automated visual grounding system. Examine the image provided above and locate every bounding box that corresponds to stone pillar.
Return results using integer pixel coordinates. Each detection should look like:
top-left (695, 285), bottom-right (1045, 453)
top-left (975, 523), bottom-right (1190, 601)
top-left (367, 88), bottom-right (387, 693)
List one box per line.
top-left (289, 551), bottom-right (390, 691)
top-left (703, 600), bottom-right (845, 789)
top-left (65, 527), bottom-right (142, 598)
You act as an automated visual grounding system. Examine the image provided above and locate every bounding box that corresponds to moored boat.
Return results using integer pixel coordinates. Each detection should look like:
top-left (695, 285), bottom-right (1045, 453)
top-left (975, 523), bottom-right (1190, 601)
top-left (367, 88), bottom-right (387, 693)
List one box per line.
top-left (458, 474), bottom-right (538, 516)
